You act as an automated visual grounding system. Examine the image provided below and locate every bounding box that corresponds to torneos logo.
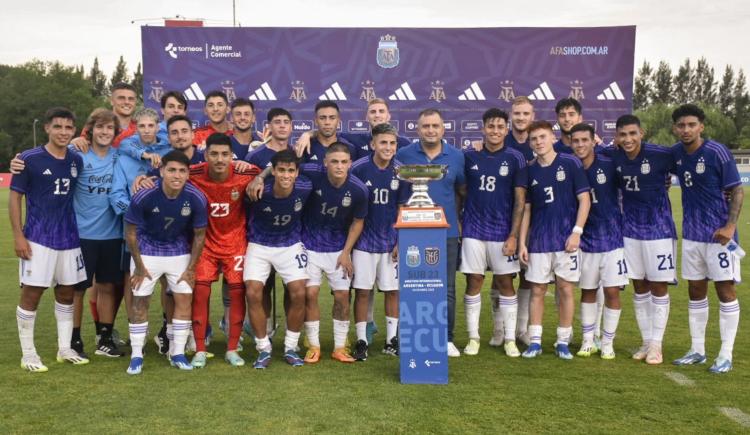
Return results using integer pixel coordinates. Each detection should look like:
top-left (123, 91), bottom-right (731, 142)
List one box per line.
top-left (164, 42), bottom-right (203, 59)
top-left (164, 43), bottom-right (178, 59)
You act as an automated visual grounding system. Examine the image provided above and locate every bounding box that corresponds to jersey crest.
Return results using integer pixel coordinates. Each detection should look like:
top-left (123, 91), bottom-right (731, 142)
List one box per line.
top-left (499, 162), bottom-right (509, 177)
top-left (696, 157), bottom-right (705, 174)
top-left (556, 166), bottom-right (566, 182)
top-left (596, 168), bottom-right (607, 184)
top-left (640, 159), bottom-right (651, 174)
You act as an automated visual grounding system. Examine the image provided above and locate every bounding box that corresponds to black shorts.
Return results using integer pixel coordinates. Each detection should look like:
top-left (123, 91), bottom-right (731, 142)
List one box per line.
top-left (76, 239), bottom-right (124, 290)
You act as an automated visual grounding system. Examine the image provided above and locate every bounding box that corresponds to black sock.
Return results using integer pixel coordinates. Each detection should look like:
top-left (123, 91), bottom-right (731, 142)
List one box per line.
top-left (99, 323), bottom-right (113, 342)
top-left (72, 327), bottom-right (82, 342)
top-left (95, 321), bottom-right (102, 336)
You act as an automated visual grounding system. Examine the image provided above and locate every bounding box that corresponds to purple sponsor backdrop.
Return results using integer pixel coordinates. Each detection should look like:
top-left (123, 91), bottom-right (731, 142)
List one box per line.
top-left (142, 26), bottom-right (635, 146)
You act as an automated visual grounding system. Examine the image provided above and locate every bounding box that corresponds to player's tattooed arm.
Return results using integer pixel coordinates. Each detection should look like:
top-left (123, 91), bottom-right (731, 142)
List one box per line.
top-left (246, 167), bottom-right (272, 201)
top-left (518, 203), bottom-right (531, 265)
top-left (337, 218), bottom-right (364, 278)
top-left (9, 190), bottom-right (31, 259)
top-left (125, 223), bottom-right (152, 292)
top-left (179, 227), bottom-right (206, 289)
top-left (714, 185), bottom-right (744, 244)
top-left (504, 187), bottom-right (526, 256)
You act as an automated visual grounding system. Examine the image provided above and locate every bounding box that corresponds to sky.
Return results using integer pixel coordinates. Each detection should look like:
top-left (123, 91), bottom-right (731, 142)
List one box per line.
top-left (2, 0), bottom-right (749, 78)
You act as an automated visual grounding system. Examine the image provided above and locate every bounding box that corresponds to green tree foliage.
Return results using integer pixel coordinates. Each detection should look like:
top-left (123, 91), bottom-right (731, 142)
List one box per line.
top-left (692, 57), bottom-right (717, 105)
top-left (652, 61), bottom-right (673, 105)
top-left (633, 61), bottom-right (653, 110)
top-left (132, 62), bottom-right (143, 103)
top-left (636, 103), bottom-right (740, 148)
top-left (718, 65), bottom-right (734, 114)
top-left (734, 70), bottom-right (750, 133)
top-left (88, 57), bottom-right (108, 99)
top-left (673, 59), bottom-right (693, 104)
top-left (109, 56), bottom-right (129, 91)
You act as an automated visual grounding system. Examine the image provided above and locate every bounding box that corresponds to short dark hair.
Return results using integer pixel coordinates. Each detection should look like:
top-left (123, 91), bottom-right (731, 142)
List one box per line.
top-left (271, 149), bottom-right (299, 169)
top-left (371, 123), bottom-right (398, 138)
top-left (205, 132), bottom-right (232, 151)
top-left (418, 108), bottom-right (443, 120)
top-left (161, 149), bottom-right (191, 168)
top-left (325, 142), bottom-right (352, 156)
top-left (204, 90), bottom-right (229, 106)
top-left (166, 114), bottom-right (193, 130)
top-left (231, 97), bottom-right (255, 112)
top-left (615, 114), bottom-right (641, 130)
top-left (570, 123), bottom-right (595, 139)
top-left (44, 107), bottom-right (76, 124)
top-left (267, 107), bottom-right (292, 122)
top-left (672, 104), bottom-right (705, 123)
top-left (482, 108), bottom-right (509, 125)
top-left (111, 82), bottom-right (137, 94)
top-left (528, 120), bottom-right (554, 134)
top-left (315, 100), bottom-right (340, 113)
top-left (555, 97), bottom-right (582, 115)
top-left (160, 91), bottom-right (188, 110)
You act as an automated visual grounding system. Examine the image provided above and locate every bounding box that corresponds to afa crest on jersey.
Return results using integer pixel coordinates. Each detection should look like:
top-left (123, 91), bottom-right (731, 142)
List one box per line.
top-left (294, 198), bottom-right (303, 212)
top-left (640, 159), bottom-right (651, 175)
top-left (391, 178), bottom-right (400, 190)
top-left (70, 163), bottom-right (78, 178)
top-left (231, 189), bottom-right (240, 201)
top-left (181, 201), bottom-right (192, 216)
top-left (342, 192), bottom-right (352, 207)
top-left (596, 168), bottom-right (607, 184)
top-left (499, 162), bottom-right (509, 177)
top-left (425, 247), bottom-right (440, 265)
top-left (406, 245), bottom-right (420, 267)
top-left (556, 166), bottom-right (566, 182)
top-left (696, 157), bottom-right (706, 174)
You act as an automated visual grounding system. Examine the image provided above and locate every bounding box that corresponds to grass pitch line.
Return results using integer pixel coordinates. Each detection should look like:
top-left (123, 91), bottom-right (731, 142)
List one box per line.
top-left (719, 407), bottom-right (750, 428)
top-left (664, 371), bottom-right (696, 387)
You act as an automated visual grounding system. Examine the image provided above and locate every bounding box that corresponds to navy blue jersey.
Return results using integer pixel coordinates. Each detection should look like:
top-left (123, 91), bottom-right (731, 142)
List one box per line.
top-left (580, 155), bottom-right (623, 253)
top-left (339, 132), bottom-right (412, 161)
top-left (247, 176), bottom-right (312, 247)
top-left (301, 136), bottom-right (356, 164)
top-left (505, 133), bottom-right (534, 162)
top-left (244, 144), bottom-right (294, 169)
top-left (230, 132), bottom-right (262, 161)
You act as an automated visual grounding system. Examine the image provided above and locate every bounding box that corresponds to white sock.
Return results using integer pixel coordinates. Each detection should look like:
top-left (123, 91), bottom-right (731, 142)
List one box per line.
top-left (333, 319), bottom-right (349, 349)
top-left (385, 316), bottom-right (399, 342)
top-left (601, 307), bottom-right (621, 347)
top-left (172, 319), bottom-right (190, 356)
top-left (367, 291), bottom-right (375, 323)
top-left (650, 294), bottom-right (670, 344)
top-left (16, 306), bottom-right (37, 358)
top-left (54, 301), bottom-right (74, 352)
top-left (528, 324), bottom-right (542, 345)
top-left (355, 321), bottom-right (367, 343)
top-left (595, 287), bottom-right (605, 337)
top-left (517, 288), bottom-right (530, 335)
top-left (464, 293), bottom-right (482, 340)
top-left (499, 295), bottom-right (517, 341)
top-left (633, 292), bottom-right (652, 344)
top-left (688, 298), bottom-right (709, 355)
top-left (284, 330), bottom-right (301, 353)
top-left (719, 300), bottom-right (740, 361)
top-left (255, 335), bottom-right (271, 353)
top-left (266, 317), bottom-right (274, 336)
top-left (166, 323), bottom-right (174, 355)
top-left (580, 302), bottom-right (597, 343)
top-left (304, 321), bottom-right (321, 348)
top-left (556, 326), bottom-right (573, 345)
top-left (129, 322), bottom-right (148, 358)
top-left (490, 289), bottom-right (504, 337)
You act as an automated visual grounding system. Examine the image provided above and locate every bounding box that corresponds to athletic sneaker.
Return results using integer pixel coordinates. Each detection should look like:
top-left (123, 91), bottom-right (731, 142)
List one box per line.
top-left (383, 337), bottom-right (399, 356)
top-left (154, 331), bottom-right (169, 355)
top-left (447, 341), bottom-right (461, 357)
top-left (71, 338), bottom-right (88, 359)
top-left (253, 351), bottom-right (271, 369)
top-left (21, 354), bottom-right (48, 373)
top-left (632, 343), bottom-right (650, 360)
top-left (576, 341), bottom-right (599, 358)
top-left (304, 347), bottom-right (321, 364)
top-left (672, 351), bottom-right (707, 366)
top-left (600, 345), bottom-right (616, 360)
top-left (170, 354), bottom-right (193, 370)
top-left (57, 348), bottom-right (90, 365)
top-left (284, 350), bottom-right (304, 367)
top-left (504, 341), bottom-right (521, 357)
top-left (331, 347), bottom-right (355, 363)
top-left (126, 357), bottom-right (143, 375)
top-left (366, 321), bottom-right (378, 345)
top-left (463, 339), bottom-right (480, 356)
top-left (708, 357), bottom-right (733, 374)
top-left (522, 343), bottom-right (543, 358)
top-left (191, 351), bottom-right (209, 368)
top-left (516, 332), bottom-right (531, 346)
top-left (95, 339), bottom-right (125, 358)
top-left (645, 343), bottom-right (663, 365)
top-left (489, 331), bottom-right (505, 347)
top-left (353, 339), bottom-right (368, 361)
top-left (555, 343), bottom-right (574, 360)
top-left (224, 350), bottom-right (245, 367)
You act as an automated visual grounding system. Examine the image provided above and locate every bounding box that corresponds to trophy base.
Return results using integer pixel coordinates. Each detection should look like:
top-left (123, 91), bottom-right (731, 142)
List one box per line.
top-left (394, 206), bottom-right (449, 229)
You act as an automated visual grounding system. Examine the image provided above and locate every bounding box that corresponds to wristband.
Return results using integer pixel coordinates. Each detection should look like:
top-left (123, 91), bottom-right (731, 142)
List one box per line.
top-left (572, 226), bottom-right (583, 235)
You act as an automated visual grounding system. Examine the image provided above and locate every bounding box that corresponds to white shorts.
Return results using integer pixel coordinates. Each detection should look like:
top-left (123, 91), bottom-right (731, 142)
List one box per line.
top-left (352, 250), bottom-right (398, 292)
top-left (129, 254), bottom-right (192, 297)
top-left (306, 250), bottom-right (351, 290)
top-left (623, 237), bottom-right (676, 282)
top-left (459, 238), bottom-right (520, 276)
top-left (243, 242), bottom-right (308, 285)
top-left (580, 248), bottom-right (629, 289)
top-left (525, 251), bottom-right (581, 284)
top-left (682, 240), bottom-right (741, 283)
top-left (19, 241), bottom-right (86, 288)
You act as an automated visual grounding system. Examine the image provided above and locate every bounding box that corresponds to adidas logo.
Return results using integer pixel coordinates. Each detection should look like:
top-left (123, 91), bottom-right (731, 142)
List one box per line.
top-left (470, 164), bottom-right (479, 170)
top-left (263, 206), bottom-right (272, 212)
top-left (183, 82), bottom-right (205, 101)
top-left (152, 206), bottom-right (160, 213)
top-left (527, 81), bottom-right (555, 101)
top-left (596, 81), bottom-right (625, 100)
top-left (531, 179), bottom-right (539, 186)
top-left (85, 163), bottom-right (93, 169)
top-left (43, 169), bottom-right (52, 175)
top-left (458, 82), bottom-right (486, 101)
top-left (365, 180), bottom-right (372, 186)
top-left (310, 155), bottom-right (318, 161)
top-left (318, 82), bottom-right (347, 101)
top-left (249, 82), bottom-right (277, 101)
top-left (316, 189), bottom-right (322, 196)
top-left (388, 82), bottom-right (416, 101)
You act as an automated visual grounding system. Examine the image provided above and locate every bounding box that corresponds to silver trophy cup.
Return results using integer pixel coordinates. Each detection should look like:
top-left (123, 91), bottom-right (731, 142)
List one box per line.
top-left (396, 164), bottom-right (447, 208)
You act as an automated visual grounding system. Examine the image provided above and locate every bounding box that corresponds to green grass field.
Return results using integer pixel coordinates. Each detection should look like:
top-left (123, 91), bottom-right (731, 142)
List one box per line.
top-left (0, 188), bottom-right (748, 434)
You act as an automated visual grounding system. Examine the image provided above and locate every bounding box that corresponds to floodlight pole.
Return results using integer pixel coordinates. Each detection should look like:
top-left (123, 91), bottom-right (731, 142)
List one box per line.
top-left (32, 118), bottom-right (39, 147)
top-left (233, 0), bottom-right (236, 27)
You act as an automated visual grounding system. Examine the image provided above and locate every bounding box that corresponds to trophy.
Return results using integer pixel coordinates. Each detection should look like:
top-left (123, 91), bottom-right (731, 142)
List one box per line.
top-left (396, 164), bottom-right (447, 208)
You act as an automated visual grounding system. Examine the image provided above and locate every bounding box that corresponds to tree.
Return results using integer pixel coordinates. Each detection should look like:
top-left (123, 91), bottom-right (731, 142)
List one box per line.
top-left (673, 59), bottom-right (693, 104)
top-left (633, 61), bottom-right (653, 110)
top-left (718, 65), bottom-right (735, 115)
top-left (87, 57), bottom-right (108, 99)
top-left (652, 61), bottom-right (673, 105)
top-left (635, 103), bottom-right (738, 147)
top-left (132, 62), bottom-right (143, 103)
top-left (692, 57), bottom-right (716, 105)
top-left (109, 55), bottom-right (129, 91)
top-left (733, 69), bottom-right (750, 133)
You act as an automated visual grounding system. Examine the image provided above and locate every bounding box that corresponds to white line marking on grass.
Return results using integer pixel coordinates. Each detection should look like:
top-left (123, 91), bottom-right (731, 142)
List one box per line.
top-left (719, 407), bottom-right (750, 428)
top-left (665, 371), bottom-right (695, 386)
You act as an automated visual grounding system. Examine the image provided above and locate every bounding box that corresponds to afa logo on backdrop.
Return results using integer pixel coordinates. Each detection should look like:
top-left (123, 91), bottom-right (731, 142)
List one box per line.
top-left (377, 34), bottom-right (399, 68)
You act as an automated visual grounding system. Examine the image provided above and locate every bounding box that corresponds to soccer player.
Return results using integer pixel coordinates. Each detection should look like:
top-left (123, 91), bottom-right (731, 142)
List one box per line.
top-left (246, 108), bottom-right (295, 169)
top-left (570, 123), bottom-right (626, 359)
top-left (608, 114), bottom-right (676, 365)
top-left (157, 91), bottom-right (188, 142)
top-left (11, 107), bottom-right (88, 372)
top-left (351, 123), bottom-right (411, 360)
top-left (505, 96), bottom-right (536, 162)
top-left (124, 150), bottom-right (208, 374)
top-left (518, 120), bottom-right (590, 359)
top-left (229, 97), bottom-right (263, 159)
top-left (71, 82), bottom-right (138, 149)
top-left (339, 98), bottom-right (412, 160)
top-left (116, 108), bottom-right (171, 169)
top-left (193, 90), bottom-right (233, 146)
top-left (244, 150), bottom-right (312, 368)
top-left (459, 108), bottom-right (526, 357)
top-left (397, 109), bottom-right (465, 357)
top-left (299, 101), bottom-right (356, 163)
top-left (188, 133), bottom-right (261, 368)
top-left (552, 98), bottom-right (583, 154)
top-left (670, 104), bottom-right (743, 373)
top-left (299, 143), bottom-right (368, 363)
